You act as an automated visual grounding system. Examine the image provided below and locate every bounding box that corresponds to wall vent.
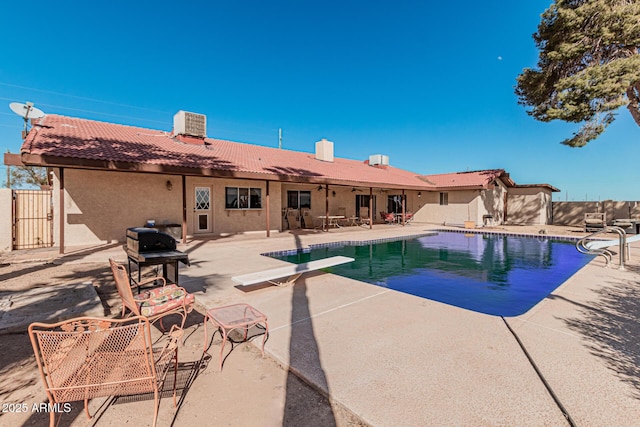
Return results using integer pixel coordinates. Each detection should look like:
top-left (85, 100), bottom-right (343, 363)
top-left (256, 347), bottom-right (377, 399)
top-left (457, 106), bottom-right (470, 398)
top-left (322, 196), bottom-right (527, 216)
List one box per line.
top-left (369, 154), bottom-right (389, 166)
top-left (173, 111), bottom-right (206, 138)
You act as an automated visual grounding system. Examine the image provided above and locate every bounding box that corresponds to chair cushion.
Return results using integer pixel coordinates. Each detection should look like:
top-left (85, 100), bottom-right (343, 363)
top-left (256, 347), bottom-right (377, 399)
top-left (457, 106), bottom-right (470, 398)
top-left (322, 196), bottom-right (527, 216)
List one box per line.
top-left (585, 219), bottom-right (604, 225)
top-left (135, 285), bottom-right (194, 317)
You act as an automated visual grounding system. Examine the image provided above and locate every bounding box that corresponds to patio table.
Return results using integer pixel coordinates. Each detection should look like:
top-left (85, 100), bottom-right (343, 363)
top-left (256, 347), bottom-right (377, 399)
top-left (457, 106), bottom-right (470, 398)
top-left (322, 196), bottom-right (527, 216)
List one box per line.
top-left (203, 303), bottom-right (268, 371)
top-left (317, 215), bottom-right (346, 229)
top-left (347, 216), bottom-right (359, 226)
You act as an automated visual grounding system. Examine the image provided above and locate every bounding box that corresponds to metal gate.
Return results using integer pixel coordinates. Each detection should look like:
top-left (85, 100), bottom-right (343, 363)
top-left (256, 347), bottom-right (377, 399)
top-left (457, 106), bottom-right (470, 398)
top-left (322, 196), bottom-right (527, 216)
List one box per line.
top-left (12, 189), bottom-right (53, 250)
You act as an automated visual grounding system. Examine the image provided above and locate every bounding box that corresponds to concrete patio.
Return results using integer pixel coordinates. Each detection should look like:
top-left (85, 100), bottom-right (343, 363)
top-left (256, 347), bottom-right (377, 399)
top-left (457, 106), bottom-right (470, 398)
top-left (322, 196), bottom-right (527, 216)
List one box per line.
top-left (1, 223), bottom-right (639, 426)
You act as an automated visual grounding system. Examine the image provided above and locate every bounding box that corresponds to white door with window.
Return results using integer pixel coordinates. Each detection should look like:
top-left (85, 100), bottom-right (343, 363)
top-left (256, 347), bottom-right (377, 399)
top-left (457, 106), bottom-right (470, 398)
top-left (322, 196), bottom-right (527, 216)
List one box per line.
top-left (194, 186), bottom-right (212, 233)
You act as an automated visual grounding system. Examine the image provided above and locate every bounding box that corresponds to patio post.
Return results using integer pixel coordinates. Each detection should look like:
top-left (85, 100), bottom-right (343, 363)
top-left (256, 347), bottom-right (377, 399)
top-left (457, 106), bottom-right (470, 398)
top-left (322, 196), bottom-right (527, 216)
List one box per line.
top-left (325, 185), bottom-right (329, 232)
top-left (181, 175), bottom-right (187, 244)
top-left (59, 167), bottom-right (64, 254)
top-left (266, 181), bottom-right (270, 237)
top-left (402, 189), bottom-right (406, 226)
top-left (369, 187), bottom-right (373, 229)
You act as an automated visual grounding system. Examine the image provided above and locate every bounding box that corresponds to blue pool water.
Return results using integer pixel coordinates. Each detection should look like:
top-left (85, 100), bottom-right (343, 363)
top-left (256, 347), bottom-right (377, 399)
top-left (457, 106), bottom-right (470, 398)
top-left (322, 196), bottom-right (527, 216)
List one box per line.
top-left (270, 232), bottom-right (594, 317)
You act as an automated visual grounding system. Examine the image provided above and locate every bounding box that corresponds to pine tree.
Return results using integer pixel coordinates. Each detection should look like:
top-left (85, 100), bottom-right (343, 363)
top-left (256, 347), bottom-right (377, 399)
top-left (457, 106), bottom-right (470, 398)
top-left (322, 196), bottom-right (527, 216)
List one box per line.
top-left (516, 0), bottom-right (640, 147)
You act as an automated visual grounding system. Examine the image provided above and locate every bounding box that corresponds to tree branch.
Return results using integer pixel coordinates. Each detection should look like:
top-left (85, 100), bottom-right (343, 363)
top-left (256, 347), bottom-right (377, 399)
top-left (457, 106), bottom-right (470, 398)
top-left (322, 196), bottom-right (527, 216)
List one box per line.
top-left (627, 81), bottom-right (640, 126)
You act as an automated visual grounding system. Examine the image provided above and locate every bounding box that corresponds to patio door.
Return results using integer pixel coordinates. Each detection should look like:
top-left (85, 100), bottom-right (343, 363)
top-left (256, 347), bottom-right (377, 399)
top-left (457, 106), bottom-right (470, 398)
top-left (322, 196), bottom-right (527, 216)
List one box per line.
top-left (194, 186), bottom-right (212, 233)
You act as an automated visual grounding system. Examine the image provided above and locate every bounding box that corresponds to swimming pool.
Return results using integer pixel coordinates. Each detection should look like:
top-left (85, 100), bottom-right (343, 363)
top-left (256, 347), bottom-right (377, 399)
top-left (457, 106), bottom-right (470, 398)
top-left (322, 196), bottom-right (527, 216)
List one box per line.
top-left (269, 231), bottom-right (594, 317)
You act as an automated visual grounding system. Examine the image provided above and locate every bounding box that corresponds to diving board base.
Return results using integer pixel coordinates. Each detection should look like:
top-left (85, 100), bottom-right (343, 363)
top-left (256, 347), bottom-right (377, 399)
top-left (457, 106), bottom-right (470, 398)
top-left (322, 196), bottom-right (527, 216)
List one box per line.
top-left (268, 273), bottom-right (302, 287)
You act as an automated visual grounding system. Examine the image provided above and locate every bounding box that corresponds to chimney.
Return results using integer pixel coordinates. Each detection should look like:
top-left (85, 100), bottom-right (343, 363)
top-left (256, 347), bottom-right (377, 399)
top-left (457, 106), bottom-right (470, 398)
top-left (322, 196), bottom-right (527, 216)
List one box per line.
top-left (315, 138), bottom-right (334, 162)
top-left (173, 111), bottom-right (207, 138)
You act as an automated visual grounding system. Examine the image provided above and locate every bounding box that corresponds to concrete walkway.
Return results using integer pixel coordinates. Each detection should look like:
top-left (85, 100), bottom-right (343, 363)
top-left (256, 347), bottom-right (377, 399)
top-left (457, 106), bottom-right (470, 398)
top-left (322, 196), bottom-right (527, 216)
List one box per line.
top-left (3, 224), bottom-right (639, 426)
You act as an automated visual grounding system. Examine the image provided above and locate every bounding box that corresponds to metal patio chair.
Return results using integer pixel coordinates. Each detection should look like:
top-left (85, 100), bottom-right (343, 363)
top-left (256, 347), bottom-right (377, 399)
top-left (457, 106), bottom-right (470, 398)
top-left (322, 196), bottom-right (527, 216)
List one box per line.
top-left (28, 316), bottom-right (183, 427)
top-left (109, 258), bottom-right (194, 329)
top-left (381, 212), bottom-right (396, 224)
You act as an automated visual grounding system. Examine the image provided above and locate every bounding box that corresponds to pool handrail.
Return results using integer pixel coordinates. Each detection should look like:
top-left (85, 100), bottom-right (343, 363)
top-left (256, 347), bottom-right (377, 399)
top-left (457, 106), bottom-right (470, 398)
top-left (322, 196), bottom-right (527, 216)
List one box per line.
top-left (576, 226), bottom-right (627, 270)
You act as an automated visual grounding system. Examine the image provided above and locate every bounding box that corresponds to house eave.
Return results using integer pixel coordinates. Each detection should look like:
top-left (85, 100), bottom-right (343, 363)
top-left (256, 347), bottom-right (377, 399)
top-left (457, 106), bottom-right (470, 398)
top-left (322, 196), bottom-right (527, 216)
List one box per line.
top-left (4, 152), bottom-right (24, 166)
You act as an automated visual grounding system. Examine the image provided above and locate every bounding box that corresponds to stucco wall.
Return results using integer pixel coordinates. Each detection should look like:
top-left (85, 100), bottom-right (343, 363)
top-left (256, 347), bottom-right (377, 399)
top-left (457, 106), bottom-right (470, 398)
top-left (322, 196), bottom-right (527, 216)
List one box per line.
top-left (279, 185), bottom-right (422, 227)
top-left (54, 169), bottom-right (183, 246)
top-left (478, 180), bottom-right (506, 225)
top-left (506, 187), bottom-right (552, 225)
top-left (602, 200), bottom-right (635, 222)
top-left (552, 200), bottom-right (640, 225)
top-left (0, 189), bottom-right (12, 252)
top-left (186, 177), bottom-right (282, 236)
top-left (414, 190), bottom-right (479, 225)
top-left (54, 164), bottom-right (555, 247)
top-left (53, 168), bottom-right (432, 247)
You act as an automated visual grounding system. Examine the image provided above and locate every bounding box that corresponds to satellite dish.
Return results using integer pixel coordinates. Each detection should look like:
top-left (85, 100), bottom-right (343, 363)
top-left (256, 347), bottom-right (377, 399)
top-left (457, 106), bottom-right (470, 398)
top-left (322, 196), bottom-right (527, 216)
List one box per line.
top-left (9, 101), bottom-right (46, 139)
top-left (9, 102), bottom-right (45, 119)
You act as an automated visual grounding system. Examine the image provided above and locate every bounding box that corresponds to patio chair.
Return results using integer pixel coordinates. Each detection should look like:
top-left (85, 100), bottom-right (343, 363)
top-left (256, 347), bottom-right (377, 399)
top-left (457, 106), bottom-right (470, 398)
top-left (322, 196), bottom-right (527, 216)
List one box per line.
top-left (286, 208), bottom-right (300, 229)
top-left (28, 316), bottom-right (183, 427)
top-left (109, 258), bottom-right (194, 329)
top-left (584, 212), bottom-right (606, 232)
top-left (359, 207), bottom-right (371, 226)
top-left (301, 208), bottom-right (313, 228)
top-left (405, 212), bottom-right (414, 224)
top-left (381, 212), bottom-right (396, 224)
top-left (336, 207), bottom-right (349, 226)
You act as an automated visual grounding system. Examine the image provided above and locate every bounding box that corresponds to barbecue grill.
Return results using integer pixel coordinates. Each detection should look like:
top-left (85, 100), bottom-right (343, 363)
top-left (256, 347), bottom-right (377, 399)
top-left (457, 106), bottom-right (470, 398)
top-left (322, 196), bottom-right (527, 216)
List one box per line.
top-left (124, 227), bottom-right (189, 291)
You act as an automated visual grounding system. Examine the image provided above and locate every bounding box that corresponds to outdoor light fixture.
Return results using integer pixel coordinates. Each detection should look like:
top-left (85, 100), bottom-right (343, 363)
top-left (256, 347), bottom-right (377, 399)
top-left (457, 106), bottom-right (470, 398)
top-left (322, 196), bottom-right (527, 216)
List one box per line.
top-left (166, 180), bottom-right (173, 191)
top-left (351, 188), bottom-right (356, 192)
top-left (332, 190), bottom-right (336, 197)
top-left (317, 185), bottom-right (324, 191)
top-left (418, 192), bottom-right (421, 198)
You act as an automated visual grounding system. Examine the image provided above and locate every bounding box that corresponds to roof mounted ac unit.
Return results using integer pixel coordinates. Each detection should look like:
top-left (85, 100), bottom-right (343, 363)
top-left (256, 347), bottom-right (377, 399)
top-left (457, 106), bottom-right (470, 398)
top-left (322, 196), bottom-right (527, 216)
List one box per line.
top-left (369, 154), bottom-right (389, 166)
top-left (173, 111), bottom-right (206, 138)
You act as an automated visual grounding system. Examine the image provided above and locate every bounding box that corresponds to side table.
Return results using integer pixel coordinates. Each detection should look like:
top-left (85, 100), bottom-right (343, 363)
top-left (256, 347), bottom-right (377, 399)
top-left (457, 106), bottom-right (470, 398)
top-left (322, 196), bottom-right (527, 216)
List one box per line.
top-left (203, 303), bottom-right (269, 371)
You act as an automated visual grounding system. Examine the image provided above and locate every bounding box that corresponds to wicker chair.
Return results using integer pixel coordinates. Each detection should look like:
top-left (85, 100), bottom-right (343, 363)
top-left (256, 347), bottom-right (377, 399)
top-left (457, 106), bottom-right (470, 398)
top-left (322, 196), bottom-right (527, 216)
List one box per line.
top-left (109, 258), bottom-right (194, 329)
top-left (28, 316), bottom-right (183, 427)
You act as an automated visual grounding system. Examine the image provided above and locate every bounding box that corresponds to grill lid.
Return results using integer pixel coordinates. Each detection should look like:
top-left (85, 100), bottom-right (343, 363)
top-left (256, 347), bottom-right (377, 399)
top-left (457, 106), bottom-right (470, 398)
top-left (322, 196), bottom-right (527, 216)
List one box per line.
top-left (126, 227), bottom-right (176, 252)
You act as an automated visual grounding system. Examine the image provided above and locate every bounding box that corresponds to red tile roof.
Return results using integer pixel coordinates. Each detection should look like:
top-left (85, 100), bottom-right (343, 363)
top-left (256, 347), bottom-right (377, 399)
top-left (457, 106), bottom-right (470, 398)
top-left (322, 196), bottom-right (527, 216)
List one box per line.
top-left (19, 114), bottom-right (558, 191)
top-left (20, 115), bottom-right (436, 190)
top-left (419, 169), bottom-right (507, 189)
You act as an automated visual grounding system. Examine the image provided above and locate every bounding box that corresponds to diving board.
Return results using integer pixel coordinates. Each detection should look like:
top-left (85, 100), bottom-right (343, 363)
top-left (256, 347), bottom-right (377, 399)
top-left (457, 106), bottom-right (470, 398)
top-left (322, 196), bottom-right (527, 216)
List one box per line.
top-left (585, 234), bottom-right (640, 251)
top-left (232, 256), bottom-right (355, 287)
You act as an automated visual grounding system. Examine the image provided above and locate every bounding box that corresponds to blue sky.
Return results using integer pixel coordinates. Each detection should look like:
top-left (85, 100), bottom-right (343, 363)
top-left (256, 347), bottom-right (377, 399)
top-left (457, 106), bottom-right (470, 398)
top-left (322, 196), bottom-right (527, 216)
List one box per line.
top-left (1, 1), bottom-right (638, 200)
